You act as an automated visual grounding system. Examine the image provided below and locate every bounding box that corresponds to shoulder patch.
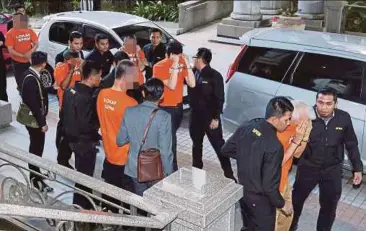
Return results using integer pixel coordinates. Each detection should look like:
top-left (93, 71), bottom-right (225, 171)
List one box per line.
top-left (252, 128), bottom-right (262, 137)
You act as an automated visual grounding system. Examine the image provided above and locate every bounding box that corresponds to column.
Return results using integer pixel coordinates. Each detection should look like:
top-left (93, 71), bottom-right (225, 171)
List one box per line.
top-left (324, 1), bottom-right (347, 33)
top-left (0, 101), bottom-right (12, 128)
top-left (296, 0), bottom-right (325, 31)
top-left (217, 0), bottom-right (262, 39)
top-left (260, 0), bottom-right (283, 19)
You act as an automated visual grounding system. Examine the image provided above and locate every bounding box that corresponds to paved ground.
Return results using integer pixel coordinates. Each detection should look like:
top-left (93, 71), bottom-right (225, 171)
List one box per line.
top-left (0, 18), bottom-right (365, 230)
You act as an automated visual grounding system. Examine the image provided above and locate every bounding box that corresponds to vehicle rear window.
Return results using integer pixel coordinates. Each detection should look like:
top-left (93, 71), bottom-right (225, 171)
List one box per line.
top-left (290, 53), bottom-right (365, 102)
top-left (237, 46), bottom-right (298, 82)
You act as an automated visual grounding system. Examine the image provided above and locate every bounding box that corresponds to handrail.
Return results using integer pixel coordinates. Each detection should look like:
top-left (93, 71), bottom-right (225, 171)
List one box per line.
top-left (0, 142), bottom-right (177, 229)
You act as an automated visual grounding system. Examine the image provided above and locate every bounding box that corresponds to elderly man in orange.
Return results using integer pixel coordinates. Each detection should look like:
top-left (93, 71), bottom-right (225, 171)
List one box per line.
top-left (275, 100), bottom-right (313, 231)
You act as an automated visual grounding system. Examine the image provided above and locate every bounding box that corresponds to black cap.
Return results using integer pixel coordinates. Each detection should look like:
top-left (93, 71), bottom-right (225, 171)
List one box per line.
top-left (113, 51), bottom-right (130, 63)
top-left (63, 49), bottom-right (79, 60)
top-left (31, 51), bottom-right (47, 66)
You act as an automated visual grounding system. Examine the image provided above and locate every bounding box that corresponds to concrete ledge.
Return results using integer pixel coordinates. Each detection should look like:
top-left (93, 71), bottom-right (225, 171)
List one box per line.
top-left (0, 101), bottom-right (12, 128)
top-left (178, 1), bottom-right (233, 34)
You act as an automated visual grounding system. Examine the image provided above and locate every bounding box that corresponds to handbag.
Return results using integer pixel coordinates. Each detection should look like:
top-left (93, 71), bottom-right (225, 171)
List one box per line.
top-left (137, 108), bottom-right (164, 183)
top-left (16, 74), bottom-right (44, 128)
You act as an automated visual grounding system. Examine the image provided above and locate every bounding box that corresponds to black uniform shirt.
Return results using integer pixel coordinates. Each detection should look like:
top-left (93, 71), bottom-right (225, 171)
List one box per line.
top-left (221, 118), bottom-right (285, 209)
top-left (143, 42), bottom-right (166, 79)
top-left (85, 49), bottom-right (114, 77)
top-left (188, 65), bottom-right (224, 120)
top-left (302, 108), bottom-right (363, 172)
top-left (22, 68), bottom-right (49, 127)
top-left (62, 82), bottom-right (99, 142)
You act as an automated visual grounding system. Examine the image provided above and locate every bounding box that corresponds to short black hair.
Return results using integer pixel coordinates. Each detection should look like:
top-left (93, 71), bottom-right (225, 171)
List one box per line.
top-left (14, 3), bottom-right (25, 11)
top-left (196, 47), bottom-right (212, 64)
top-left (115, 59), bottom-right (135, 80)
top-left (143, 78), bottom-right (164, 102)
top-left (166, 41), bottom-right (183, 56)
top-left (95, 33), bottom-right (108, 43)
top-left (316, 87), bottom-right (338, 103)
top-left (265, 96), bottom-right (294, 119)
top-left (114, 51), bottom-right (130, 64)
top-left (69, 31), bottom-right (83, 42)
top-left (151, 28), bottom-right (162, 35)
top-left (81, 60), bottom-right (102, 80)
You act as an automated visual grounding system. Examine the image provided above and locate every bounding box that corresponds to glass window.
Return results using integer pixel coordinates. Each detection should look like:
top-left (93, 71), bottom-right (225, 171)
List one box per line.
top-left (237, 46), bottom-right (298, 83)
top-left (290, 53), bottom-right (365, 102)
top-left (113, 22), bottom-right (173, 48)
top-left (83, 25), bottom-right (119, 51)
top-left (49, 22), bottom-right (82, 45)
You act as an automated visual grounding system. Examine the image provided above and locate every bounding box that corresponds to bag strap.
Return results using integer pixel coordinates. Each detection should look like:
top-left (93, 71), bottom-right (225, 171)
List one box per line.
top-left (21, 74), bottom-right (45, 113)
top-left (138, 108), bottom-right (159, 153)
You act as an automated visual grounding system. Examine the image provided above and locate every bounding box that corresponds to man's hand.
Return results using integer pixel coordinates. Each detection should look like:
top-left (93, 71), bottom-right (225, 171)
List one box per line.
top-left (209, 119), bottom-right (219, 130)
top-left (0, 41), bottom-right (3, 46)
top-left (280, 200), bottom-right (293, 217)
top-left (353, 172), bottom-right (363, 185)
top-left (41, 125), bottom-right (48, 133)
top-left (171, 54), bottom-right (179, 66)
top-left (136, 45), bottom-right (141, 52)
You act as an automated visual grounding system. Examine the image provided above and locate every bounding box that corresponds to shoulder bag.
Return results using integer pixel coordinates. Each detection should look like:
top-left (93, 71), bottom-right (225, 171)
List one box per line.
top-left (137, 108), bottom-right (164, 183)
top-left (16, 74), bottom-right (44, 128)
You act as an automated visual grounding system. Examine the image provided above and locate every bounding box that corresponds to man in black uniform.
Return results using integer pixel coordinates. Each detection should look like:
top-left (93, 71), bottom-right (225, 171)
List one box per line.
top-left (221, 97), bottom-right (294, 231)
top-left (85, 33), bottom-right (114, 78)
top-left (290, 88), bottom-right (363, 231)
top-left (62, 60), bottom-right (102, 209)
top-left (188, 47), bottom-right (236, 181)
top-left (55, 31), bottom-right (84, 65)
top-left (22, 51), bottom-right (53, 193)
top-left (143, 28), bottom-right (166, 81)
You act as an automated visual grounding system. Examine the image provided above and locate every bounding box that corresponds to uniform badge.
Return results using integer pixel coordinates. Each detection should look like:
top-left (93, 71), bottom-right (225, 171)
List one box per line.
top-left (335, 127), bottom-right (343, 131)
top-left (252, 128), bottom-right (262, 137)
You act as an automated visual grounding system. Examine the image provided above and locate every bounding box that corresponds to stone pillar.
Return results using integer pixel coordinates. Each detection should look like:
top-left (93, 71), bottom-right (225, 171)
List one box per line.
top-left (296, 0), bottom-right (325, 31)
top-left (144, 167), bottom-right (243, 231)
top-left (217, 0), bottom-right (262, 39)
top-left (0, 101), bottom-right (12, 128)
top-left (324, 1), bottom-right (347, 33)
top-left (260, 1), bottom-right (283, 20)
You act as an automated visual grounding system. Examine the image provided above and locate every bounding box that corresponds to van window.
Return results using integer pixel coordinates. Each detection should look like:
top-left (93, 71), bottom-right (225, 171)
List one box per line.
top-left (237, 46), bottom-right (297, 82)
top-left (49, 22), bottom-right (82, 45)
top-left (83, 25), bottom-right (119, 51)
top-left (290, 53), bottom-right (365, 102)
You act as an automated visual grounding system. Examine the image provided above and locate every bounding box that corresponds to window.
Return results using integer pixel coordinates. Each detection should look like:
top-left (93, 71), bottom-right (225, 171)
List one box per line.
top-left (113, 22), bottom-right (172, 48)
top-left (83, 25), bottom-right (119, 51)
top-left (49, 22), bottom-right (82, 45)
top-left (237, 46), bottom-right (297, 82)
top-left (290, 53), bottom-right (365, 102)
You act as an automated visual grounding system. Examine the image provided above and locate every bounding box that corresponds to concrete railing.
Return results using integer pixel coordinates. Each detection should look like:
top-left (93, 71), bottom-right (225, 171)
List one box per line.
top-left (0, 142), bottom-right (177, 230)
top-left (178, 1), bottom-right (233, 34)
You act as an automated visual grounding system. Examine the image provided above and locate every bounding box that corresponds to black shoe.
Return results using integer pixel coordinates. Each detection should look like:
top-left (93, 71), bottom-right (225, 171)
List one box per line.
top-left (60, 162), bottom-right (74, 170)
top-left (225, 174), bottom-right (238, 183)
top-left (31, 178), bottom-right (54, 193)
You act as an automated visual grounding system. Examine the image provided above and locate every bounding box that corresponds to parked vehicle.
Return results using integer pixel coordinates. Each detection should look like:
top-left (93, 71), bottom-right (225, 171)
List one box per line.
top-left (0, 12), bottom-right (12, 70)
top-left (224, 28), bottom-right (366, 172)
top-left (38, 11), bottom-right (193, 103)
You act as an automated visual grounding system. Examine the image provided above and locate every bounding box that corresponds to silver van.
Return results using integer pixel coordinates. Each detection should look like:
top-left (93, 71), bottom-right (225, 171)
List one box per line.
top-left (223, 28), bottom-right (366, 172)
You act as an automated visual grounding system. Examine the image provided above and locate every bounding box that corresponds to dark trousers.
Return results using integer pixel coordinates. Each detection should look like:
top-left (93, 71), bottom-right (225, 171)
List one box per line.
top-left (101, 159), bottom-right (132, 213)
top-left (189, 111), bottom-right (234, 178)
top-left (160, 103), bottom-right (183, 171)
top-left (12, 60), bottom-right (30, 89)
top-left (25, 126), bottom-right (45, 181)
top-left (70, 141), bottom-right (98, 210)
top-left (0, 58), bottom-right (8, 101)
top-left (240, 192), bottom-right (276, 231)
top-left (56, 112), bottom-right (72, 166)
top-left (291, 161), bottom-right (342, 231)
